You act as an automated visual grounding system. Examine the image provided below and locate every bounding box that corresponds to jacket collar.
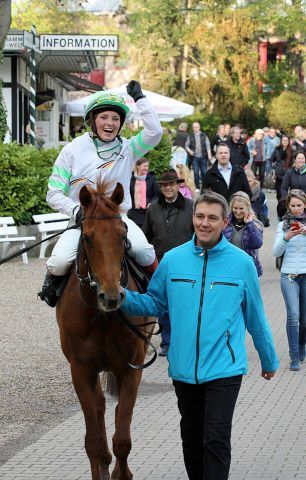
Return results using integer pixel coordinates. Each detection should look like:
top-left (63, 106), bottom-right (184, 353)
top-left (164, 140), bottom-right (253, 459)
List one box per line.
top-left (158, 191), bottom-right (185, 208)
top-left (191, 233), bottom-right (229, 255)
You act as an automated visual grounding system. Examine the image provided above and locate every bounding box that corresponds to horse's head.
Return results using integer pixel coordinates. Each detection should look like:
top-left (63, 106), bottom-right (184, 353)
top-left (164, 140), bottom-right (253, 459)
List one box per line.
top-left (79, 181), bottom-right (127, 312)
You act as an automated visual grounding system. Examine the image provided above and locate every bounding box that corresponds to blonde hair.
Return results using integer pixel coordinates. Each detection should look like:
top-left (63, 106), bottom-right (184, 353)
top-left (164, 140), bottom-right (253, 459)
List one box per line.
top-left (175, 164), bottom-right (196, 194)
top-left (229, 191), bottom-right (253, 213)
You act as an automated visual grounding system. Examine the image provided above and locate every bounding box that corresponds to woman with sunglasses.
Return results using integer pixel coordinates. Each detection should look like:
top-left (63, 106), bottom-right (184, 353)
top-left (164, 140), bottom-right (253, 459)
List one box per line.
top-left (39, 81), bottom-right (163, 307)
top-left (273, 189), bottom-right (306, 371)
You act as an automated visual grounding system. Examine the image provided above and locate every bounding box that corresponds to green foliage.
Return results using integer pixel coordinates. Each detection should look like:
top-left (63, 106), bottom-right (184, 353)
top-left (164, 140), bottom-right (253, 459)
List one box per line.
top-left (267, 92), bottom-right (306, 134)
top-left (0, 49), bottom-right (7, 141)
top-left (0, 142), bottom-right (60, 224)
top-left (145, 134), bottom-right (172, 178)
top-left (121, 126), bottom-right (172, 178)
top-left (11, 0), bottom-right (120, 35)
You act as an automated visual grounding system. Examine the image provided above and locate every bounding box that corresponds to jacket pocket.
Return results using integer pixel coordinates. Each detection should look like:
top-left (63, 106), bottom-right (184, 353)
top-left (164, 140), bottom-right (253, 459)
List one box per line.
top-left (171, 278), bottom-right (196, 287)
top-left (210, 281), bottom-right (239, 289)
top-left (226, 330), bottom-right (235, 363)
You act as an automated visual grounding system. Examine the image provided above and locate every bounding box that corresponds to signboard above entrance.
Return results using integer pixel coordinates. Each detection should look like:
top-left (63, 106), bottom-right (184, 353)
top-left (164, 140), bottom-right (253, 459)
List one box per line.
top-left (40, 35), bottom-right (119, 51)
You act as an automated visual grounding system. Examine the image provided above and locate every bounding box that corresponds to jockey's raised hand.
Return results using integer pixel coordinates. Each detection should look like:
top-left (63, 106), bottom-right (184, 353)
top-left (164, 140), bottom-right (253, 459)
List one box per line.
top-left (127, 80), bottom-right (146, 102)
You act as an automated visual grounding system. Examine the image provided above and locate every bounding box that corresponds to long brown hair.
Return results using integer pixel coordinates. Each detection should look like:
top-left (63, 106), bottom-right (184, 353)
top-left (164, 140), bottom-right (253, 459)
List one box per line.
top-left (281, 135), bottom-right (292, 169)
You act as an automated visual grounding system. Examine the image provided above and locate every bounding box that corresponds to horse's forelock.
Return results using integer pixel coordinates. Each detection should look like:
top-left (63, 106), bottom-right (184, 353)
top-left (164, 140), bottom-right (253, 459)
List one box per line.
top-left (85, 181), bottom-right (121, 217)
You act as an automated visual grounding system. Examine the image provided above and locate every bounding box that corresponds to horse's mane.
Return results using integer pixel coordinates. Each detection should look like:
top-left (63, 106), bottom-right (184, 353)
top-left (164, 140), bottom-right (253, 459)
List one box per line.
top-left (85, 180), bottom-right (122, 217)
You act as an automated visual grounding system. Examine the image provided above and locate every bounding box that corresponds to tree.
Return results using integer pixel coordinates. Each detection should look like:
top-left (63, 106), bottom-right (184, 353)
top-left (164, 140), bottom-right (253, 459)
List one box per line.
top-left (124, 0), bottom-right (305, 124)
top-left (0, 0), bottom-right (11, 45)
top-left (267, 91), bottom-right (306, 134)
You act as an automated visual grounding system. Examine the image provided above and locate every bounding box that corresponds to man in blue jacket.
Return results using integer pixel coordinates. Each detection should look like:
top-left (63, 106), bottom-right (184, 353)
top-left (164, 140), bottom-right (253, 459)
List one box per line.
top-left (121, 191), bottom-right (278, 480)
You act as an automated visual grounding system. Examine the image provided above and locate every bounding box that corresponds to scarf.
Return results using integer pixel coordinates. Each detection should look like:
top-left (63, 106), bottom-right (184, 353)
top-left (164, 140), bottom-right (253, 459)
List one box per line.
top-left (282, 211), bottom-right (306, 232)
top-left (134, 174), bottom-right (147, 209)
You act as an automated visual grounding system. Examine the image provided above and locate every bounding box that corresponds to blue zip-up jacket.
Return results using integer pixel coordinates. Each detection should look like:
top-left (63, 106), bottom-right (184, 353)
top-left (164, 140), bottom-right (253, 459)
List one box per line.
top-left (122, 235), bottom-right (279, 384)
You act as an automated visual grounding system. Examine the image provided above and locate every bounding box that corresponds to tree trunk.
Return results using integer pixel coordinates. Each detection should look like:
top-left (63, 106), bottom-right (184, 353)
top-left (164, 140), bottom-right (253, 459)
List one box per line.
top-left (0, 0), bottom-right (11, 46)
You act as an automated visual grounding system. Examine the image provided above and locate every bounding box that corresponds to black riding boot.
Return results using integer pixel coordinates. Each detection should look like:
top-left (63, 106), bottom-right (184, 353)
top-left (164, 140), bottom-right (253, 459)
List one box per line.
top-left (38, 271), bottom-right (63, 308)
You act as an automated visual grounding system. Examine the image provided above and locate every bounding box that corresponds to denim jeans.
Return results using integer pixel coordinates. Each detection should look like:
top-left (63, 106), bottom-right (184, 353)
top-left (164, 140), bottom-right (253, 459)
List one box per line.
top-left (191, 156), bottom-right (207, 189)
top-left (173, 375), bottom-right (242, 480)
top-left (159, 311), bottom-right (171, 348)
top-left (281, 273), bottom-right (306, 355)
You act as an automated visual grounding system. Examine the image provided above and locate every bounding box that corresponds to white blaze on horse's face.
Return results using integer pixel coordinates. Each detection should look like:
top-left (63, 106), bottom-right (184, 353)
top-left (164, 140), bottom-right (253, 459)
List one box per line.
top-left (80, 182), bottom-right (126, 312)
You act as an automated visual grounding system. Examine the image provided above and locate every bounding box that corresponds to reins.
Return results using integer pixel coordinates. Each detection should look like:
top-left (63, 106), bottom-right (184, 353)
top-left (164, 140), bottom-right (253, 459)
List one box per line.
top-left (0, 223), bottom-right (79, 266)
top-left (0, 213), bottom-right (159, 369)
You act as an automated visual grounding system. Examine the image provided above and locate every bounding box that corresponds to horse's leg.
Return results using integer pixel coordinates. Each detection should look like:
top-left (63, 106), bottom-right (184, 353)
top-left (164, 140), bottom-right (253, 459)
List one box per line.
top-left (71, 361), bottom-right (112, 480)
top-left (111, 370), bottom-right (142, 480)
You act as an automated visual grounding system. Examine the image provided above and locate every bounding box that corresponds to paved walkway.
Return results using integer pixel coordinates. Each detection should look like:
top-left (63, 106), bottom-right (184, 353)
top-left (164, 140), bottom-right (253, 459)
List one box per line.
top-left (0, 192), bottom-right (305, 479)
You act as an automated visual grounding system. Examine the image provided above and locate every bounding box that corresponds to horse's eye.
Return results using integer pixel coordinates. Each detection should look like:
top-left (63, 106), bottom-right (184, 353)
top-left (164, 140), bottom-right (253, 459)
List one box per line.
top-left (83, 235), bottom-right (93, 246)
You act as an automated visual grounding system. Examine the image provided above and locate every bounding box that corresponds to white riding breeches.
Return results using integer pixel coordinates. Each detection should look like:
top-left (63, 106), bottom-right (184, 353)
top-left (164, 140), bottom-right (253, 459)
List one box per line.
top-left (46, 214), bottom-right (155, 276)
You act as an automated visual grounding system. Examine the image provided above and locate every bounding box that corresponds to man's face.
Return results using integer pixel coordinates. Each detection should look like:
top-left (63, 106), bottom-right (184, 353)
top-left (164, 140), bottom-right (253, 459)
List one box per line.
top-left (216, 146), bottom-right (230, 167)
top-left (269, 128), bottom-right (276, 138)
top-left (192, 122), bottom-right (201, 134)
top-left (193, 202), bottom-right (228, 249)
top-left (224, 124), bottom-right (231, 136)
top-left (232, 128), bottom-right (241, 143)
top-left (161, 181), bottom-right (180, 202)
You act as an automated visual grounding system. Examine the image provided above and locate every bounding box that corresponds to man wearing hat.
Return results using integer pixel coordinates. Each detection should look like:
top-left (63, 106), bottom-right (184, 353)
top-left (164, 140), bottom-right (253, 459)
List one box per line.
top-left (143, 168), bottom-right (194, 355)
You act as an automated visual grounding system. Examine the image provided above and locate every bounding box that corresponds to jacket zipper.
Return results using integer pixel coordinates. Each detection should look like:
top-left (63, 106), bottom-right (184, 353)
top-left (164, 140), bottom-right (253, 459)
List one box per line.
top-left (210, 281), bottom-right (239, 289)
top-left (194, 249), bottom-right (208, 384)
top-left (171, 278), bottom-right (196, 287)
top-left (226, 330), bottom-right (235, 363)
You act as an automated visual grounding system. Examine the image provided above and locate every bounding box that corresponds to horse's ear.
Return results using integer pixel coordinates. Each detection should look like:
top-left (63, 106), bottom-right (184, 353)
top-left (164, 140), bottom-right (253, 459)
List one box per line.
top-left (79, 186), bottom-right (92, 207)
top-left (111, 183), bottom-right (124, 205)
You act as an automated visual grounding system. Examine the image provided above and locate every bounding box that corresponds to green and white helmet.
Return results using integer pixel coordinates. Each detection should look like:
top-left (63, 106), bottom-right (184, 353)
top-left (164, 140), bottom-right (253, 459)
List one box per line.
top-left (84, 91), bottom-right (129, 125)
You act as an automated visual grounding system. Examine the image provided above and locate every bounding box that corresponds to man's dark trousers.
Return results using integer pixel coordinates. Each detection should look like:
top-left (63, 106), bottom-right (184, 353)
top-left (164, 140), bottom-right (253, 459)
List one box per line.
top-left (173, 375), bottom-right (242, 480)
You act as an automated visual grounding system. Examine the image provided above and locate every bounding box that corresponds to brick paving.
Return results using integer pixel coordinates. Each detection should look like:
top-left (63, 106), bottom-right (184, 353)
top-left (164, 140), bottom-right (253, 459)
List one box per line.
top-left (0, 192), bottom-right (305, 479)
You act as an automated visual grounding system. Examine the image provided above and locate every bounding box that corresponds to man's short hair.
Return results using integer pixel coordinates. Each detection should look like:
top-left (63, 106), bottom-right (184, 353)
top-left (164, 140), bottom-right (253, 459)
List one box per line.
top-left (216, 142), bottom-right (230, 153)
top-left (230, 126), bottom-right (241, 135)
top-left (193, 191), bottom-right (229, 219)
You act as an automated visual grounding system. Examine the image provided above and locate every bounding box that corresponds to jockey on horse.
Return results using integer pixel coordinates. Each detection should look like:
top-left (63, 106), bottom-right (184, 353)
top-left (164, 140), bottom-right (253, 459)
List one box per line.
top-left (39, 81), bottom-right (163, 307)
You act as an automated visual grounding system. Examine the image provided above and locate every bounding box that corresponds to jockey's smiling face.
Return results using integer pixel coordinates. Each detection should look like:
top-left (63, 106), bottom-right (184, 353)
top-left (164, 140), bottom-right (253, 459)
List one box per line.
top-left (94, 111), bottom-right (121, 142)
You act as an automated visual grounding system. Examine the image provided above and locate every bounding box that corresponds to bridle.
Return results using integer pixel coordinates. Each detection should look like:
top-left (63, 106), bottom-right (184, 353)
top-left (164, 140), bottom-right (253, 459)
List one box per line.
top-left (76, 213), bottom-right (125, 289)
top-left (76, 212), bottom-right (158, 370)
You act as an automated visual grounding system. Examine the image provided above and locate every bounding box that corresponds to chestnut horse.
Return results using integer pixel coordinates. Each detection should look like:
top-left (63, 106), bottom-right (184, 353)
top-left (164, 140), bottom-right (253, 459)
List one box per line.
top-left (56, 181), bottom-right (154, 480)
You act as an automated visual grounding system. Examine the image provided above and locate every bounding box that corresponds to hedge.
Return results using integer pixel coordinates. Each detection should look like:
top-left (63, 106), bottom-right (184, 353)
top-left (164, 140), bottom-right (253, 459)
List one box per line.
top-left (0, 133), bottom-right (172, 225)
top-left (0, 142), bottom-right (59, 224)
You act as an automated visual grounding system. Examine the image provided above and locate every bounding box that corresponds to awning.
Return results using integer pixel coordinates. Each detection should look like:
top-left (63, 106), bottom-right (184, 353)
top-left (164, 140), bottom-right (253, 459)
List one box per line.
top-left (56, 73), bottom-right (102, 92)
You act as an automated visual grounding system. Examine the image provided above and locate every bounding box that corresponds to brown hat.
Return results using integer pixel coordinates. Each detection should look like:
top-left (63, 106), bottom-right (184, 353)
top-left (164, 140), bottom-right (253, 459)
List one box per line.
top-left (158, 169), bottom-right (184, 184)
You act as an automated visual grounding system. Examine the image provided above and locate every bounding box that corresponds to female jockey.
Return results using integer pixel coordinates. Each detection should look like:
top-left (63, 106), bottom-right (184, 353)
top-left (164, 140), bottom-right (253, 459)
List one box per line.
top-left (39, 80), bottom-right (163, 307)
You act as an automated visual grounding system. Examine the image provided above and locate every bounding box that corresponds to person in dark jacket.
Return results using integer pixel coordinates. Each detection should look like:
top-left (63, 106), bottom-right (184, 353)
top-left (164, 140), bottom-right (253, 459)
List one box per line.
top-left (202, 143), bottom-right (252, 202)
top-left (269, 135), bottom-right (292, 200)
top-left (185, 122), bottom-right (212, 191)
top-left (143, 169), bottom-right (194, 356)
top-left (173, 122), bottom-right (189, 148)
top-left (128, 157), bottom-right (160, 228)
top-left (226, 126), bottom-right (250, 168)
top-left (281, 151), bottom-right (306, 198)
top-left (245, 169), bottom-right (270, 227)
top-left (223, 191), bottom-right (264, 276)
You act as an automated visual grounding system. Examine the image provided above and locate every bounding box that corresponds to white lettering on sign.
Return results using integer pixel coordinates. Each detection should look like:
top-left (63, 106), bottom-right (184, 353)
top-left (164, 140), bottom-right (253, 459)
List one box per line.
top-left (4, 34), bottom-right (24, 51)
top-left (40, 35), bottom-right (119, 51)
